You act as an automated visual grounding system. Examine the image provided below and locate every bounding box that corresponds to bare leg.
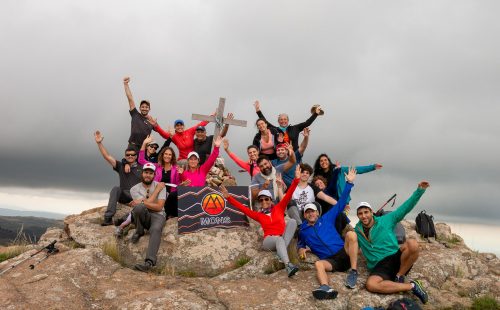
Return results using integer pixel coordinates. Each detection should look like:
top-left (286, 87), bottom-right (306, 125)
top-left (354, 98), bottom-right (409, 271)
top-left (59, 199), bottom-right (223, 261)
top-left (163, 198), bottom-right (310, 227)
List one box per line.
top-left (365, 275), bottom-right (412, 294)
top-left (343, 231), bottom-right (358, 270)
top-left (315, 260), bottom-right (333, 286)
top-left (398, 239), bottom-right (419, 276)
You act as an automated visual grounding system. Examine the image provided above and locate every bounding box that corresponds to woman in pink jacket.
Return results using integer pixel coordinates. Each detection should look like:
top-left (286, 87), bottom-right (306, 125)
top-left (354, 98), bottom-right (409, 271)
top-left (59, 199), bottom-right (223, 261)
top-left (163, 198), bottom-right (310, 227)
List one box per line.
top-left (179, 136), bottom-right (223, 187)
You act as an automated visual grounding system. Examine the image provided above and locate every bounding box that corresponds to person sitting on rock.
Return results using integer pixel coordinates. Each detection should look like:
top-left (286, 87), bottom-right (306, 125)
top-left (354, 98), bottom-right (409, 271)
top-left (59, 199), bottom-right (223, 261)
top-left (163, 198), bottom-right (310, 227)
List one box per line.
top-left (250, 147), bottom-right (296, 202)
top-left (253, 100), bottom-right (323, 151)
top-left (287, 163), bottom-right (337, 225)
top-left (129, 163), bottom-right (167, 272)
top-left (223, 139), bottom-right (260, 179)
top-left (178, 136), bottom-right (223, 187)
top-left (354, 181), bottom-right (430, 304)
top-left (220, 165), bottom-right (302, 277)
top-left (94, 131), bottom-right (142, 226)
top-left (271, 127), bottom-right (310, 189)
top-left (298, 167), bottom-right (359, 300)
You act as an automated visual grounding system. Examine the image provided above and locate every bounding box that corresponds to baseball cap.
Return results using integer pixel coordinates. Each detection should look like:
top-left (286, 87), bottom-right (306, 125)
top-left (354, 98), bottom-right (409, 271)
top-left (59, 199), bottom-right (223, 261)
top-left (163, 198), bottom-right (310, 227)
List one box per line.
top-left (174, 119), bottom-right (184, 126)
top-left (196, 126), bottom-right (206, 131)
top-left (143, 162), bottom-right (156, 172)
top-left (356, 202), bottom-right (373, 211)
top-left (147, 141), bottom-right (159, 147)
top-left (303, 203), bottom-right (318, 213)
top-left (257, 190), bottom-right (272, 199)
top-left (187, 151), bottom-right (200, 159)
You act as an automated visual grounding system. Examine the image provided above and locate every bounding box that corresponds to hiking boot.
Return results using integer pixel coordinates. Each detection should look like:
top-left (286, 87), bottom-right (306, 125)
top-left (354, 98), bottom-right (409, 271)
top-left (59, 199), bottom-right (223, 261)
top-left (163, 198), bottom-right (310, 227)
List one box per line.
top-left (411, 280), bottom-right (428, 304)
top-left (395, 274), bottom-right (405, 283)
top-left (345, 269), bottom-right (358, 289)
top-left (285, 262), bottom-right (299, 277)
top-left (114, 227), bottom-right (123, 238)
top-left (130, 233), bottom-right (142, 244)
top-left (134, 260), bottom-right (153, 272)
top-left (312, 285), bottom-right (338, 300)
top-left (101, 217), bottom-right (113, 226)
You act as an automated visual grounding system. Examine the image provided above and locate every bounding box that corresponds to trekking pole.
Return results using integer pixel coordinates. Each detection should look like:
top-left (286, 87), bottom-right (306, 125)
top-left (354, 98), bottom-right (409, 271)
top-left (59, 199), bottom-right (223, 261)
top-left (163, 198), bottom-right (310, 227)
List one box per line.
top-left (375, 194), bottom-right (397, 214)
top-left (29, 246), bottom-right (59, 270)
top-left (0, 240), bottom-right (57, 276)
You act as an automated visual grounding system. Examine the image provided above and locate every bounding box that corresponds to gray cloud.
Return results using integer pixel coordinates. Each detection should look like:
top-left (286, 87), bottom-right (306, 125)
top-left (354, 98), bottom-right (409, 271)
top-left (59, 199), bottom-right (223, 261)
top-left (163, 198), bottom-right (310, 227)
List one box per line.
top-left (1, 1), bottom-right (499, 221)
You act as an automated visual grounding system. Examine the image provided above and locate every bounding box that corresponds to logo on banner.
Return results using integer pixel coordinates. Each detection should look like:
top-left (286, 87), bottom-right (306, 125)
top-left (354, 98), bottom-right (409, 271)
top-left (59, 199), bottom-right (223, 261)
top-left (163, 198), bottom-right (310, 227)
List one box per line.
top-left (201, 193), bottom-right (226, 216)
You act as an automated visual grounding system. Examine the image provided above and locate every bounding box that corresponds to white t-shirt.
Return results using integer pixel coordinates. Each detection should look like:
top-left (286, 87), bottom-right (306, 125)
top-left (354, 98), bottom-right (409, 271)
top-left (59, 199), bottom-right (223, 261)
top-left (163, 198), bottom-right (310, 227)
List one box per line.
top-left (292, 184), bottom-right (317, 211)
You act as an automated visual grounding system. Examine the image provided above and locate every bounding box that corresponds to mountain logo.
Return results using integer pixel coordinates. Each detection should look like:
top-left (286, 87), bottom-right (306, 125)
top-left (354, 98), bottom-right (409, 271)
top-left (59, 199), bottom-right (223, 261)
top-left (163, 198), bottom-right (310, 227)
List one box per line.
top-left (201, 193), bottom-right (226, 216)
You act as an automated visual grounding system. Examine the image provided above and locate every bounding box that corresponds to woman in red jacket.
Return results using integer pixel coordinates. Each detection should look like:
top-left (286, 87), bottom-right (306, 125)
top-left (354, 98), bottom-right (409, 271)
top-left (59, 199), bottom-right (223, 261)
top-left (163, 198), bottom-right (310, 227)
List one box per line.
top-left (221, 165), bottom-right (301, 277)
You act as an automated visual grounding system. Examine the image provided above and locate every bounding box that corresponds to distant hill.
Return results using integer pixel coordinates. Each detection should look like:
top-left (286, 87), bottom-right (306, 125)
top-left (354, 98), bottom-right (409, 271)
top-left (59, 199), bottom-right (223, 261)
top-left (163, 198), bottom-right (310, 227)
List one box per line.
top-left (0, 216), bottom-right (63, 246)
top-left (0, 208), bottom-right (67, 219)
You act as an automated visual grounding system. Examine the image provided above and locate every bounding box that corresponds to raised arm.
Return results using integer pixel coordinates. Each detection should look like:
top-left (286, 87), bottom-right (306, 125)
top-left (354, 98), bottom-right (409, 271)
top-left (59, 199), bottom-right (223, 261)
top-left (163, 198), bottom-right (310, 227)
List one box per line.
top-left (123, 77), bottom-right (135, 111)
top-left (276, 166), bottom-right (301, 212)
top-left (154, 123), bottom-right (172, 139)
top-left (200, 136), bottom-right (221, 174)
top-left (94, 131), bottom-right (116, 168)
top-left (220, 113), bottom-right (233, 138)
top-left (316, 191), bottom-right (337, 206)
top-left (298, 127), bottom-right (310, 155)
top-left (389, 181), bottom-right (429, 223)
top-left (221, 185), bottom-right (262, 222)
top-left (224, 139), bottom-right (252, 173)
top-left (254, 100), bottom-right (276, 129)
top-left (281, 144), bottom-right (297, 172)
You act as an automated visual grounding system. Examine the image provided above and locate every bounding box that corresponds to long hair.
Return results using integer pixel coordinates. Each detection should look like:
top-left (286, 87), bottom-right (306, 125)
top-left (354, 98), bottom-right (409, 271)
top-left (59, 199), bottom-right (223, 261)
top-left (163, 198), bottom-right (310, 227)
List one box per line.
top-left (313, 153), bottom-right (333, 176)
top-left (158, 147), bottom-right (177, 167)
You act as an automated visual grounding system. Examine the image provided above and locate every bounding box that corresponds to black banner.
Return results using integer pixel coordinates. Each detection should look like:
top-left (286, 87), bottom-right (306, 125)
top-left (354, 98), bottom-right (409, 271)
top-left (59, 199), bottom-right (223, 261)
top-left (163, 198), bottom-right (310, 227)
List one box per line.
top-left (177, 186), bottom-right (250, 234)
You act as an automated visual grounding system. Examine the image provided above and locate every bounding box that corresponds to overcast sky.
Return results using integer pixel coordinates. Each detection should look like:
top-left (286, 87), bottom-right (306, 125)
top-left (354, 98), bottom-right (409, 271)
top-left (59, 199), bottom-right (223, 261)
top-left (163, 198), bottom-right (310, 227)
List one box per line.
top-left (0, 1), bottom-right (499, 222)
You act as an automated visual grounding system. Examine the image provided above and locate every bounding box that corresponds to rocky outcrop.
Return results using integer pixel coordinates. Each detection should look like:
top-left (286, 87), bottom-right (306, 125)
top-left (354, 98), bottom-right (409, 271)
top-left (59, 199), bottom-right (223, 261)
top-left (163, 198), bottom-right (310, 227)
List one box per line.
top-left (0, 206), bottom-right (498, 309)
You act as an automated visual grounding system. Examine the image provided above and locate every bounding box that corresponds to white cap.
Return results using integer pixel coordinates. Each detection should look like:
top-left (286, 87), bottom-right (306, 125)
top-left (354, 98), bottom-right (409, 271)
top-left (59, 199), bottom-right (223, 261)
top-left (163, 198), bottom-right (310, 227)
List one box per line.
top-left (187, 151), bottom-right (200, 159)
top-left (303, 203), bottom-right (318, 213)
top-left (257, 190), bottom-right (272, 199)
top-left (356, 202), bottom-right (373, 211)
top-left (143, 162), bottom-right (156, 172)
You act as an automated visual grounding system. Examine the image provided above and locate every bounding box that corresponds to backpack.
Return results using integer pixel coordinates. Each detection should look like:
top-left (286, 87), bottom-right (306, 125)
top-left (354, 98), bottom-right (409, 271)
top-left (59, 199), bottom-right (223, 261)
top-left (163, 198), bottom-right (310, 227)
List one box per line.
top-left (386, 297), bottom-right (422, 310)
top-left (415, 210), bottom-right (436, 239)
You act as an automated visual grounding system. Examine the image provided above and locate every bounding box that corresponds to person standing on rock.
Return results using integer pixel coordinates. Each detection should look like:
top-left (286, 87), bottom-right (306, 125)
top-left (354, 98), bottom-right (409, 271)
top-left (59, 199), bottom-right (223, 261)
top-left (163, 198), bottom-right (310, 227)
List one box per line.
top-left (123, 76), bottom-right (154, 151)
top-left (355, 181), bottom-right (430, 304)
top-left (297, 167), bottom-right (359, 300)
top-left (129, 163), bottom-right (167, 272)
top-left (94, 131), bottom-right (142, 226)
top-left (220, 165), bottom-right (302, 277)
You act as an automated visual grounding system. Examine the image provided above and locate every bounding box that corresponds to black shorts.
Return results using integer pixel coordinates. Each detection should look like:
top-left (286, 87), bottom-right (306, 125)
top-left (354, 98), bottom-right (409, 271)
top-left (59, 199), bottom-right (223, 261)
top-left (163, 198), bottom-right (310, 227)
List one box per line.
top-left (324, 247), bottom-right (351, 272)
top-left (370, 250), bottom-right (411, 281)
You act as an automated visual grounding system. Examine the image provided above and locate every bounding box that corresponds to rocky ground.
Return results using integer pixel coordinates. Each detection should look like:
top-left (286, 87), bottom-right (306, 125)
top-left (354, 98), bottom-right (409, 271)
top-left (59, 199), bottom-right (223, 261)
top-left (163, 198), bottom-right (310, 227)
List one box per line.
top-left (0, 204), bottom-right (498, 309)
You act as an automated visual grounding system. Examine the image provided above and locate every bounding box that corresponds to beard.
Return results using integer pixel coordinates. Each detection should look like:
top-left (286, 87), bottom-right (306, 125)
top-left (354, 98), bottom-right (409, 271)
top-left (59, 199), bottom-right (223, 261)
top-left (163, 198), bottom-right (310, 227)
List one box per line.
top-left (262, 167), bottom-right (272, 176)
top-left (143, 179), bottom-right (153, 185)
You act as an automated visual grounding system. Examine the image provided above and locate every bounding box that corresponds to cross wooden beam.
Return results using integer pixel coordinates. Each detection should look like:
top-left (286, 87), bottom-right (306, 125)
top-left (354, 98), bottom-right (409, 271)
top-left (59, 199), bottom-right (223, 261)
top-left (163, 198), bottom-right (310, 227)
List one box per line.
top-left (192, 98), bottom-right (247, 146)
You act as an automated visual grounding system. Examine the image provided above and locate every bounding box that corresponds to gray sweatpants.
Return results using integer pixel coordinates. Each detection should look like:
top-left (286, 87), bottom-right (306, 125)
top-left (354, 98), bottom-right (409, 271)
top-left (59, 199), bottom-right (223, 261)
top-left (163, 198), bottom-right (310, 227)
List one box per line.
top-left (287, 205), bottom-right (304, 226)
top-left (261, 219), bottom-right (297, 264)
top-left (105, 186), bottom-right (132, 218)
top-left (132, 204), bottom-right (166, 265)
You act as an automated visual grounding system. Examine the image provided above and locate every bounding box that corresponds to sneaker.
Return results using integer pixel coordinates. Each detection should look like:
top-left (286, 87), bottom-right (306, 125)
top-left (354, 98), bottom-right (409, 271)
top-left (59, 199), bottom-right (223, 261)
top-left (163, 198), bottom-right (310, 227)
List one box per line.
top-left (345, 269), bottom-right (358, 289)
top-left (312, 285), bottom-right (338, 300)
top-left (410, 280), bottom-right (428, 304)
top-left (101, 217), bottom-right (113, 226)
top-left (286, 262), bottom-right (299, 277)
top-left (130, 233), bottom-right (142, 244)
top-left (114, 227), bottom-right (123, 238)
top-left (395, 274), bottom-right (405, 283)
top-left (134, 260), bottom-right (153, 272)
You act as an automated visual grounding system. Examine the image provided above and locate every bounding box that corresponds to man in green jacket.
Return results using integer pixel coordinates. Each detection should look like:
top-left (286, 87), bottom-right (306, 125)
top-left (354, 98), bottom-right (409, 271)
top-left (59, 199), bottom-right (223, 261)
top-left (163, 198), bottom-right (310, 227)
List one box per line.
top-left (354, 181), bottom-right (430, 304)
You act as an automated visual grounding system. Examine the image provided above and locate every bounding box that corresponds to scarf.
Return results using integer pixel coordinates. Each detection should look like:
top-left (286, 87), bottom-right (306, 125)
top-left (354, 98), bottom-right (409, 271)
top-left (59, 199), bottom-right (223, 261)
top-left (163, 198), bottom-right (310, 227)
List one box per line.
top-left (261, 166), bottom-right (278, 200)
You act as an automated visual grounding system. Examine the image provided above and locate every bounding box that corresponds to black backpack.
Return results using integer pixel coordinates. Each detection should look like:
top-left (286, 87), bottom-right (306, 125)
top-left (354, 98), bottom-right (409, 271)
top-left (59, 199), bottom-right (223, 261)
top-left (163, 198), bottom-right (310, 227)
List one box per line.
top-left (415, 210), bottom-right (436, 239)
top-left (387, 297), bottom-right (422, 310)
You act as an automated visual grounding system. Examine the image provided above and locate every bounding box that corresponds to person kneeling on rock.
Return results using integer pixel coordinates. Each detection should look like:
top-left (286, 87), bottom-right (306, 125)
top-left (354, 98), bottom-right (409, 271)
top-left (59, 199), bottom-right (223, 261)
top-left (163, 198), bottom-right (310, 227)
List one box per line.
top-left (297, 167), bottom-right (359, 300)
top-left (220, 165), bottom-right (302, 277)
top-left (129, 163), bottom-right (167, 272)
top-left (354, 181), bottom-right (430, 304)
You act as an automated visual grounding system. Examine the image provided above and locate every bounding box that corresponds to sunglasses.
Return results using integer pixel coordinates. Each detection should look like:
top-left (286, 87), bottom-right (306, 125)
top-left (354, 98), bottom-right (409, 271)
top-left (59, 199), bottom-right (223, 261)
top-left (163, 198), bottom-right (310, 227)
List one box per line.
top-left (148, 145), bottom-right (158, 149)
top-left (146, 188), bottom-right (150, 199)
top-left (125, 153), bottom-right (137, 157)
top-left (258, 197), bottom-right (271, 202)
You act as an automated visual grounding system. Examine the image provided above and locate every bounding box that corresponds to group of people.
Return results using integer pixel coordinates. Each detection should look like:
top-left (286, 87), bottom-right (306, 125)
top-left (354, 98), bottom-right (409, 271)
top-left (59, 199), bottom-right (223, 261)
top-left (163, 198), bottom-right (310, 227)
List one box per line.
top-left (94, 76), bottom-right (430, 304)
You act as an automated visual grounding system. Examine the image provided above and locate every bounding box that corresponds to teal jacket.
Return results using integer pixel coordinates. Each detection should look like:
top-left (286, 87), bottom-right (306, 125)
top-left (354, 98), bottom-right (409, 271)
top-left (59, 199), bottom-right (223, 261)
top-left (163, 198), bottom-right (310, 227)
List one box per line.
top-left (354, 187), bottom-right (426, 270)
top-left (339, 165), bottom-right (376, 203)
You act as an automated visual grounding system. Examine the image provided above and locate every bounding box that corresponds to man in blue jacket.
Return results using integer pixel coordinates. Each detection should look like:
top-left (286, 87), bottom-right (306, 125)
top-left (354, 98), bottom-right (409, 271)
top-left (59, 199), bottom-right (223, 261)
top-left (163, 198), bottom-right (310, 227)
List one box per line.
top-left (297, 167), bottom-right (359, 300)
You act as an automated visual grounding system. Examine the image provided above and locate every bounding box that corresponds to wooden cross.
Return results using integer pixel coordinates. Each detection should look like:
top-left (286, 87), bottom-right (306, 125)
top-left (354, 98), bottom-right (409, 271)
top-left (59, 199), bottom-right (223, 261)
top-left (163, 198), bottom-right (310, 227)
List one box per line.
top-left (192, 98), bottom-right (247, 146)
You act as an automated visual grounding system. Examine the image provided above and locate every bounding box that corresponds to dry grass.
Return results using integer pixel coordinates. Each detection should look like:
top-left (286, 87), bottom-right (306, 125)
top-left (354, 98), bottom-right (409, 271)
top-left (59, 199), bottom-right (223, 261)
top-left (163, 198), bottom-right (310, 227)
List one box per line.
top-left (101, 238), bottom-right (125, 266)
top-left (0, 245), bottom-right (28, 263)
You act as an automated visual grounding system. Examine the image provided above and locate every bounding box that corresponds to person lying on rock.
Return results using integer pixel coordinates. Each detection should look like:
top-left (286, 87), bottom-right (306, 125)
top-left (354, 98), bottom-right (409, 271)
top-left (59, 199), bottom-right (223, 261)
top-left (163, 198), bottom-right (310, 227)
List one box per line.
top-left (354, 181), bottom-right (430, 304)
top-left (297, 167), bottom-right (359, 300)
top-left (220, 165), bottom-right (301, 277)
top-left (129, 163), bottom-right (167, 272)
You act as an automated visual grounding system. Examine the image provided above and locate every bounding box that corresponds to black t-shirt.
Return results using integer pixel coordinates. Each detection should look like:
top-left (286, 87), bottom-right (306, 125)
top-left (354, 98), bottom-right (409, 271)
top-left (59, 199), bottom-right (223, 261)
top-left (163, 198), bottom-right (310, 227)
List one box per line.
top-left (161, 169), bottom-right (172, 193)
top-left (113, 160), bottom-right (142, 191)
top-left (128, 108), bottom-right (153, 145)
top-left (194, 135), bottom-right (214, 164)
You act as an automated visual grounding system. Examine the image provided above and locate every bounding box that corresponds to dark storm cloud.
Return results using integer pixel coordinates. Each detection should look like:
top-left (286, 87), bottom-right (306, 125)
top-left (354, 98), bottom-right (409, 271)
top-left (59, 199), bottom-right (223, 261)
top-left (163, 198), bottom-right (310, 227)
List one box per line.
top-left (0, 1), bottom-right (499, 221)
